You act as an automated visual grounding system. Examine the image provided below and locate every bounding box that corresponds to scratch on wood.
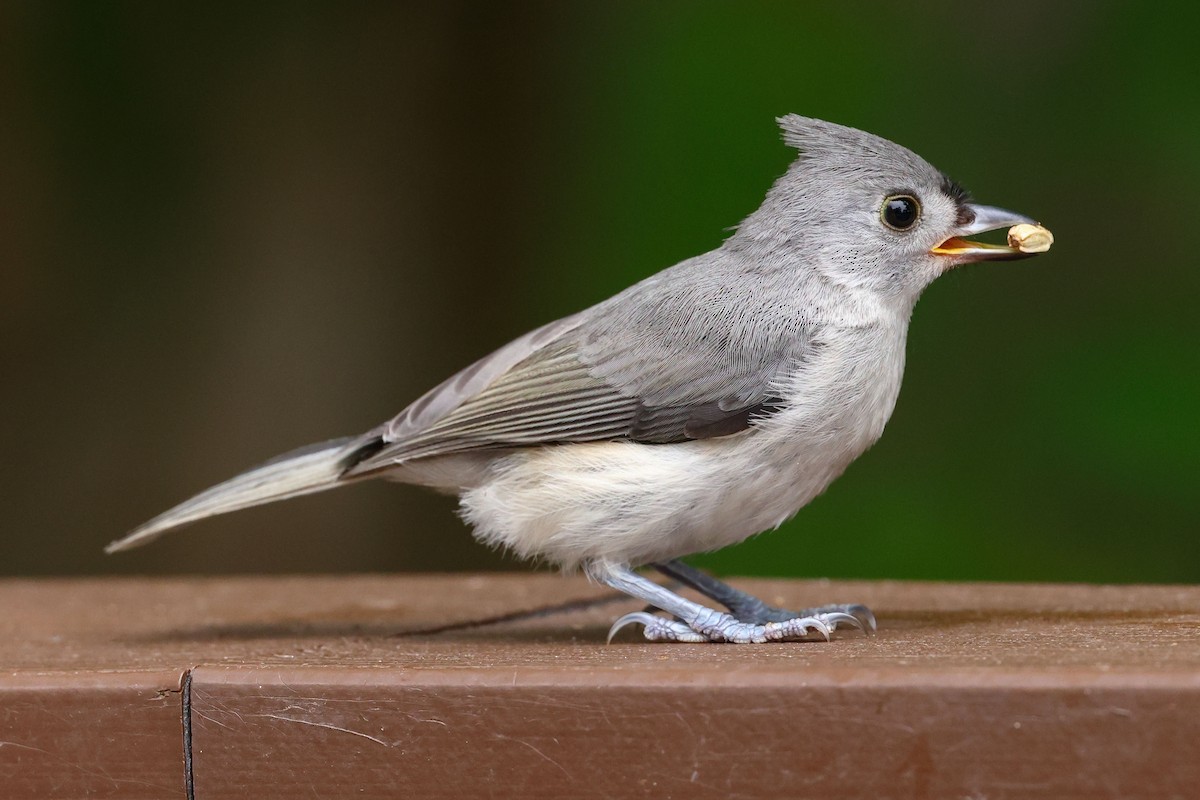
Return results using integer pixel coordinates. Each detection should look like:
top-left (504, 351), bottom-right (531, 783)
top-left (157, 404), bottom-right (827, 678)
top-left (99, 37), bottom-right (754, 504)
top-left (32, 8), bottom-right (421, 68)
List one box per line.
top-left (494, 734), bottom-right (572, 779)
top-left (192, 709), bottom-right (234, 731)
top-left (255, 714), bottom-right (391, 747)
top-left (0, 740), bottom-right (52, 755)
top-left (406, 714), bottom-right (448, 727)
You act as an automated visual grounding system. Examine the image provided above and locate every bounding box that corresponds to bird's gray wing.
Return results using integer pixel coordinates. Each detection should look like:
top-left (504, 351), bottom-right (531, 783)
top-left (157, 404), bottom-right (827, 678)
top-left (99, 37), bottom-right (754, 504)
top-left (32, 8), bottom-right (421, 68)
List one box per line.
top-left (344, 273), bottom-right (816, 475)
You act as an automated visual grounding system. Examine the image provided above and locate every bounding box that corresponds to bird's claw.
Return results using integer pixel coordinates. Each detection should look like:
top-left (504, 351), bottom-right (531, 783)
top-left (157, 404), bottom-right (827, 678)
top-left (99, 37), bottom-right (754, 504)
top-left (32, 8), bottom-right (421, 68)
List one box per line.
top-left (815, 611), bottom-right (864, 633)
top-left (608, 612), bottom-right (708, 643)
top-left (846, 604), bottom-right (877, 635)
top-left (793, 603), bottom-right (877, 636)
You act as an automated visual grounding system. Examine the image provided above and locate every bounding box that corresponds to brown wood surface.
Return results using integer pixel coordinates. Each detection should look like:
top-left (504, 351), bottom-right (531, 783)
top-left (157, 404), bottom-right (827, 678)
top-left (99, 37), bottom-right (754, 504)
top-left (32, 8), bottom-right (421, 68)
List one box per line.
top-left (2, 574), bottom-right (1199, 799)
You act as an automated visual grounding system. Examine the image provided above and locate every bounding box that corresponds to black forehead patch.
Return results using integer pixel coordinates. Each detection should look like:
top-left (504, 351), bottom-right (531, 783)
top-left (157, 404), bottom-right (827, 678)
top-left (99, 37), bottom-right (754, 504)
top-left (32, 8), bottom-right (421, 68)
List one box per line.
top-left (940, 174), bottom-right (975, 226)
top-left (940, 173), bottom-right (971, 205)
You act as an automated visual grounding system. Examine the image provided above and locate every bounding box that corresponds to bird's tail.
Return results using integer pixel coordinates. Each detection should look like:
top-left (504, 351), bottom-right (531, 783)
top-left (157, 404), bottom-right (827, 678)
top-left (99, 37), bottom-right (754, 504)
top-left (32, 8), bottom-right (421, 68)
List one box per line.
top-left (105, 436), bottom-right (378, 554)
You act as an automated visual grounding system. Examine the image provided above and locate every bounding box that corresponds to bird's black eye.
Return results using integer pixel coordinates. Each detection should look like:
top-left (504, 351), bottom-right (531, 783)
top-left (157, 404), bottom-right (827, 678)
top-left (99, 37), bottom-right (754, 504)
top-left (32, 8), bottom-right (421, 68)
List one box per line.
top-left (881, 195), bottom-right (921, 231)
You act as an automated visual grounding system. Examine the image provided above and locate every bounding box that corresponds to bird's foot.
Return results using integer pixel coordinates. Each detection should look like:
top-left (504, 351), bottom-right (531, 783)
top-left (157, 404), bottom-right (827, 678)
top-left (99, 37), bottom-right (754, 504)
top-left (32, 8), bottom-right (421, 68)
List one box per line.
top-left (651, 560), bottom-right (876, 635)
top-left (746, 602), bottom-right (877, 634)
top-left (608, 607), bottom-right (865, 644)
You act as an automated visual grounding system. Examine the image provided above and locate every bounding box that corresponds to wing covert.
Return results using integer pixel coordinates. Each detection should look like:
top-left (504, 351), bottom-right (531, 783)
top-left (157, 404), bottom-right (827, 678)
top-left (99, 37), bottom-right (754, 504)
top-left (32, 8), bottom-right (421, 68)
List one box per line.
top-left (345, 254), bottom-right (821, 475)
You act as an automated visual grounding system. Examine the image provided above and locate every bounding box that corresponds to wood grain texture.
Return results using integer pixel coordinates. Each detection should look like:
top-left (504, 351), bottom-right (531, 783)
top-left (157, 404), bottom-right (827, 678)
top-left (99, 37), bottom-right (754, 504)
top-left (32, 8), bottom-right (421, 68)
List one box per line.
top-left (3, 575), bottom-right (1200, 798)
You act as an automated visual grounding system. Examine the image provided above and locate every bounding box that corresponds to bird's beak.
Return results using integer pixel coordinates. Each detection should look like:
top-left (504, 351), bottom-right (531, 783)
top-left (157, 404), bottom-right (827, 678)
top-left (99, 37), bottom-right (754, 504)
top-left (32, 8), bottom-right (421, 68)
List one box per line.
top-left (931, 204), bottom-right (1043, 263)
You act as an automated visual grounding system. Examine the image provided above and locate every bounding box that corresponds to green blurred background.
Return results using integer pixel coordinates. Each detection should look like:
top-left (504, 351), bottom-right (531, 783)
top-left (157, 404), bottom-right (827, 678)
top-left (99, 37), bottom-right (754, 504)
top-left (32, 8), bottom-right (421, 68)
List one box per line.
top-left (2, 2), bottom-right (1197, 582)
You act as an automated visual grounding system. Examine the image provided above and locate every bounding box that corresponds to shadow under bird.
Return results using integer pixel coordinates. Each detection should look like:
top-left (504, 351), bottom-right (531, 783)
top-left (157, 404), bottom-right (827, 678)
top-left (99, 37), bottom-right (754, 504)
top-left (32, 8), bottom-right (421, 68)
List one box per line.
top-left (109, 116), bottom-right (1053, 643)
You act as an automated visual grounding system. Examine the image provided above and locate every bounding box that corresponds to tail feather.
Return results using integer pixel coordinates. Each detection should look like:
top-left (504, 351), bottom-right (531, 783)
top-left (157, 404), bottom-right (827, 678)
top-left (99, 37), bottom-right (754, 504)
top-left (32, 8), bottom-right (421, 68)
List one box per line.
top-left (106, 436), bottom-right (370, 554)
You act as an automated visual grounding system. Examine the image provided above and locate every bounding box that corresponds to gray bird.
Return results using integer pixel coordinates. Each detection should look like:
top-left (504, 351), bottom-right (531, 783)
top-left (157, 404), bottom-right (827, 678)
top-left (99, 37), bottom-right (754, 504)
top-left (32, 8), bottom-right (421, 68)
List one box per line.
top-left (107, 116), bottom-right (1051, 643)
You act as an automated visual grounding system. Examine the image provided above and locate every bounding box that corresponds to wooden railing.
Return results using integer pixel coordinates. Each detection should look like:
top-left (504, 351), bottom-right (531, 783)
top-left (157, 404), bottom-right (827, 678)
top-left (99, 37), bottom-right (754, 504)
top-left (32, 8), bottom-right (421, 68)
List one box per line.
top-left (2, 574), bottom-right (1197, 798)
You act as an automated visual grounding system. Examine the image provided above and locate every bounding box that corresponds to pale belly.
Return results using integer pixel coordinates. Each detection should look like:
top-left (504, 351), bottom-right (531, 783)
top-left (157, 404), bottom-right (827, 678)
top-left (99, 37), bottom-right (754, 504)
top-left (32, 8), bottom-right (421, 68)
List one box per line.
top-left (455, 327), bottom-right (908, 570)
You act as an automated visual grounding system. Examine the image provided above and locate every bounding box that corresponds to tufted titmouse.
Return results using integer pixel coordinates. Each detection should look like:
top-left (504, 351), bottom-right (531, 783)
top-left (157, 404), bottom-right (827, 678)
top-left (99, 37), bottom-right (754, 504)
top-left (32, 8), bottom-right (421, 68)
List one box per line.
top-left (107, 116), bottom-right (1052, 643)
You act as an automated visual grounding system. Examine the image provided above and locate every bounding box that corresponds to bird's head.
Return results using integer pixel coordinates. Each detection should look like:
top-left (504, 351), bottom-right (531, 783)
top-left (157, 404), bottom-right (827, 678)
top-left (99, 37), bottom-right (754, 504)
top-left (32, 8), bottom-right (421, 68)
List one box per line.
top-left (732, 115), bottom-right (1049, 308)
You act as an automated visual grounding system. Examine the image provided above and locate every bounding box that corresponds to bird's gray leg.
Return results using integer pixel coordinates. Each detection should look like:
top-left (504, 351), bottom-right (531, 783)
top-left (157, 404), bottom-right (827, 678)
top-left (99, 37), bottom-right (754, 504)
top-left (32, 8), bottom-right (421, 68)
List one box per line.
top-left (654, 559), bottom-right (876, 633)
top-left (654, 559), bottom-right (795, 622)
top-left (588, 560), bottom-right (863, 644)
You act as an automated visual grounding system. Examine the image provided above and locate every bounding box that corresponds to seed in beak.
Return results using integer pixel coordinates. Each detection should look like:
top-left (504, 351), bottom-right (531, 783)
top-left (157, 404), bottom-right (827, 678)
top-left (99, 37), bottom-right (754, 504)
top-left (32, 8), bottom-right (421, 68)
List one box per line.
top-left (1007, 223), bottom-right (1054, 254)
